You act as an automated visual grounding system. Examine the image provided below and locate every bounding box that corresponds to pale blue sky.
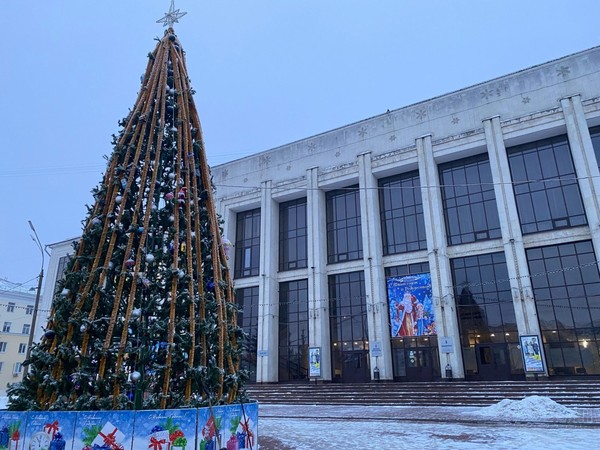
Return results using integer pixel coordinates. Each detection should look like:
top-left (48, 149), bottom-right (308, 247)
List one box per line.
top-left (1, 0), bottom-right (600, 289)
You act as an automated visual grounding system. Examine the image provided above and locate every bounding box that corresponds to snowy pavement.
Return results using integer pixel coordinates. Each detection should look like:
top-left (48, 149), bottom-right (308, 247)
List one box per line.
top-left (258, 399), bottom-right (600, 450)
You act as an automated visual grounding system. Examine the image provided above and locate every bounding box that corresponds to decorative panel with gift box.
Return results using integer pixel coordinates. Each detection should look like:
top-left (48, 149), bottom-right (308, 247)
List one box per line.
top-left (0, 411), bottom-right (28, 450)
top-left (73, 411), bottom-right (135, 450)
top-left (197, 403), bottom-right (258, 450)
top-left (132, 409), bottom-right (197, 450)
top-left (22, 412), bottom-right (76, 450)
top-left (0, 403), bottom-right (257, 450)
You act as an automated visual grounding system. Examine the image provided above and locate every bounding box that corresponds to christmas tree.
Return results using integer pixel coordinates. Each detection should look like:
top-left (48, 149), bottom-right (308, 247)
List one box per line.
top-left (8, 7), bottom-right (245, 411)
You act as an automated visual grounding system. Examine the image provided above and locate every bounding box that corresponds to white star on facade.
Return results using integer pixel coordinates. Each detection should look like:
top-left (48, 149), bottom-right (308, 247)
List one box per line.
top-left (157, 0), bottom-right (187, 28)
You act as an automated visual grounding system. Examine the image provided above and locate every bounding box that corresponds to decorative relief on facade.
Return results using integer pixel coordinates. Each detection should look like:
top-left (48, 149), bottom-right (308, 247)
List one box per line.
top-left (557, 65), bottom-right (570, 79)
top-left (286, 164), bottom-right (291, 171)
top-left (481, 88), bottom-right (496, 100)
top-left (415, 108), bottom-right (427, 120)
top-left (335, 150), bottom-right (341, 157)
top-left (521, 96), bottom-right (531, 104)
top-left (307, 142), bottom-right (317, 152)
top-left (389, 134), bottom-right (397, 141)
top-left (358, 126), bottom-right (368, 137)
top-left (259, 154), bottom-right (271, 168)
top-left (243, 177), bottom-right (248, 183)
top-left (451, 116), bottom-right (460, 124)
top-left (220, 168), bottom-right (229, 181)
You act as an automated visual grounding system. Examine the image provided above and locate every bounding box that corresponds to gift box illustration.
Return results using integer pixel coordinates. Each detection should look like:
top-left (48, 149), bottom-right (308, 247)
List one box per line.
top-left (91, 423), bottom-right (125, 450)
top-left (235, 417), bottom-right (254, 450)
top-left (49, 433), bottom-right (65, 450)
top-left (148, 427), bottom-right (169, 450)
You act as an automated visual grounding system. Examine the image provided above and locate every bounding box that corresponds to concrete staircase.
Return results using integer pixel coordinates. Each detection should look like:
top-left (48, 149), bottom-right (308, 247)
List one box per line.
top-left (245, 380), bottom-right (600, 407)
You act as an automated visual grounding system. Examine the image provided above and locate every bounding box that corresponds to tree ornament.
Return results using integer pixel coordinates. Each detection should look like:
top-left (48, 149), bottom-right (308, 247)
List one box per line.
top-left (80, 324), bottom-right (87, 333)
top-left (168, 172), bottom-right (176, 180)
top-left (165, 192), bottom-right (174, 201)
top-left (169, 215), bottom-right (175, 222)
top-left (115, 195), bottom-right (123, 204)
top-left (145, 253), bottom-right (155, 263)
top-left (44, 330), bottom-right (56, 340)
top-left (60, 288), bottom-right (70, 297)
top-left (131, 371), bottom-right (142, 382)
top-left (92, 217), bottom-right (102, 226)
top-left (125, 258), bottom-right (135, 268)
top-left (131, 308), bottom-right (142, 319)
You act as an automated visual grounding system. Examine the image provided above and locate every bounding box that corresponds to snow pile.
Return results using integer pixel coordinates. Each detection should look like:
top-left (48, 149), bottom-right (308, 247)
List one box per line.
top-left (0, 396), bottom-right (7, 410)
top-left (473, 395), bottom-right (579, 420)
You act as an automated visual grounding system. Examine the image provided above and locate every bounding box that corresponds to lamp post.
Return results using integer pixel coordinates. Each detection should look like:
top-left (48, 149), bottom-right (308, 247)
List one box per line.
top-left (25, 220), bottom-right (46, 364)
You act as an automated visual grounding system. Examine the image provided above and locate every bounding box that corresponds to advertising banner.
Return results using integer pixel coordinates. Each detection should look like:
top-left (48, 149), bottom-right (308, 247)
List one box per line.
top-left (308, 347), bottom-right (321, 378)
top-left (387, 273), bottom-right (436, 338)
top-left (520, 334), bottom-right (545, 373)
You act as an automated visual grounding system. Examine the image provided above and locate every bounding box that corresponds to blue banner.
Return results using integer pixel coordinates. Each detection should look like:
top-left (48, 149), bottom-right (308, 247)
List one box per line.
top-left (387, 273), bottom-right (436, 338)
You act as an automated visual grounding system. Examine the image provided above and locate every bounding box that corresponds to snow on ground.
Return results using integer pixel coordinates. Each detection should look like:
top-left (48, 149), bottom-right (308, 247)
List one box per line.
top-left (259, 399), bottom-right (600, 449)
top-left (471, 395), bottom-right (579, 420)
top-left (259, 415), bottom-right (598, 450)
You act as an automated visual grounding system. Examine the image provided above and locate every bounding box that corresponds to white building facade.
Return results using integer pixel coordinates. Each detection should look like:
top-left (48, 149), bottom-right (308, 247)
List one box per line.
top-left (0, 287), bottom-right (35, 394)
top-left (213, 46), bottom-right (600, 383)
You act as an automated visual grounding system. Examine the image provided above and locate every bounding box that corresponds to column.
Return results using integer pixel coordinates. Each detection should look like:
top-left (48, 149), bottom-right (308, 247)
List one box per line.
top-left (416, 134), bottom-right (465, 378)
top-left (357, 152), bottom-right (393, 380)
top-left (256, 180), bottom-right (279, 382)
top-left (484, 116), bottom-right (546, 377)
top-left (561, 95), bottom-right (600, 262)
top-left (306, 167), bottom-right (332, 381)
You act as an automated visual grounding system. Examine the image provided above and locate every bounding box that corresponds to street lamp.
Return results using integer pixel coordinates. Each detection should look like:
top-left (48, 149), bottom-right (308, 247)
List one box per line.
top-left (25, 220), bottom-right (48, 364)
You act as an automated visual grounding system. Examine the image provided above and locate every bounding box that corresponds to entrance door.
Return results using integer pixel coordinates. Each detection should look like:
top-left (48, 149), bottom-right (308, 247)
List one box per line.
top-left (341, 351), bottom-right (370, 382)
top-left (476, 344), bottom-right (511, 380)
top-left (405, 348), bottom-right (434, 381)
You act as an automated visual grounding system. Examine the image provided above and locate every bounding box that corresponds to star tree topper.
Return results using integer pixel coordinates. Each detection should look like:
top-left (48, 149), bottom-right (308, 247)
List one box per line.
top-left (157, 0), bottom-right (187, 28)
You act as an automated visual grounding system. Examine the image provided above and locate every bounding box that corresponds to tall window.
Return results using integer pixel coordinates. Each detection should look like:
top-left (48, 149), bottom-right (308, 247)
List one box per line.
top-left (379, 171), bottom-right (427, 255)
top-left (385, 262), bottom-right (430, 279)
top-left (329, 271), bottom-right (368, 380)
top-left (507, 135), bottom-right (587, 234)
top-left (13, 362), bottom-right (22, 374)
top-left (326, 186), bottom-right (363, 264)
top-left (451, 252), bottom-right (519, 376)
top-left (527, 241), bottom-right (600, 375)
top-left (279, 279), bottom-right (309, 381)
top-left (56, 255), bottom-right (70, 281)
top-left (2, 322), bottom-right (11, 333)
top-left (22, 324), bottom-right (31, 335)
top-left (440, 154), bottom-right (501, 245)
top-left (589, 126), bottom-right (600, 170)
top-left (234, 208), bottom-right (261, 278)
top-left (279, 198), bottom-right (308, 271)
top-left (236, 286), bottom-right (259, 382)
top-left (26, 304), bottom-right (34, 315)
top-left (6, 302), bottom-right (15, 313)
top-left (18, 343), bottom-right (26, 354)
top-left (0, 342), bottom-right (6, 352)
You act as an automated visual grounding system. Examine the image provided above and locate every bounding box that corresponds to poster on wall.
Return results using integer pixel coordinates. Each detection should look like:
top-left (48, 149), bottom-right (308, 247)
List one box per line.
top-left (308, 347), bottom-right (321, 378)
top-left (519, 334), bottom-right (545, 373)
top-left (387, 273), bottom-right (436, 338)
